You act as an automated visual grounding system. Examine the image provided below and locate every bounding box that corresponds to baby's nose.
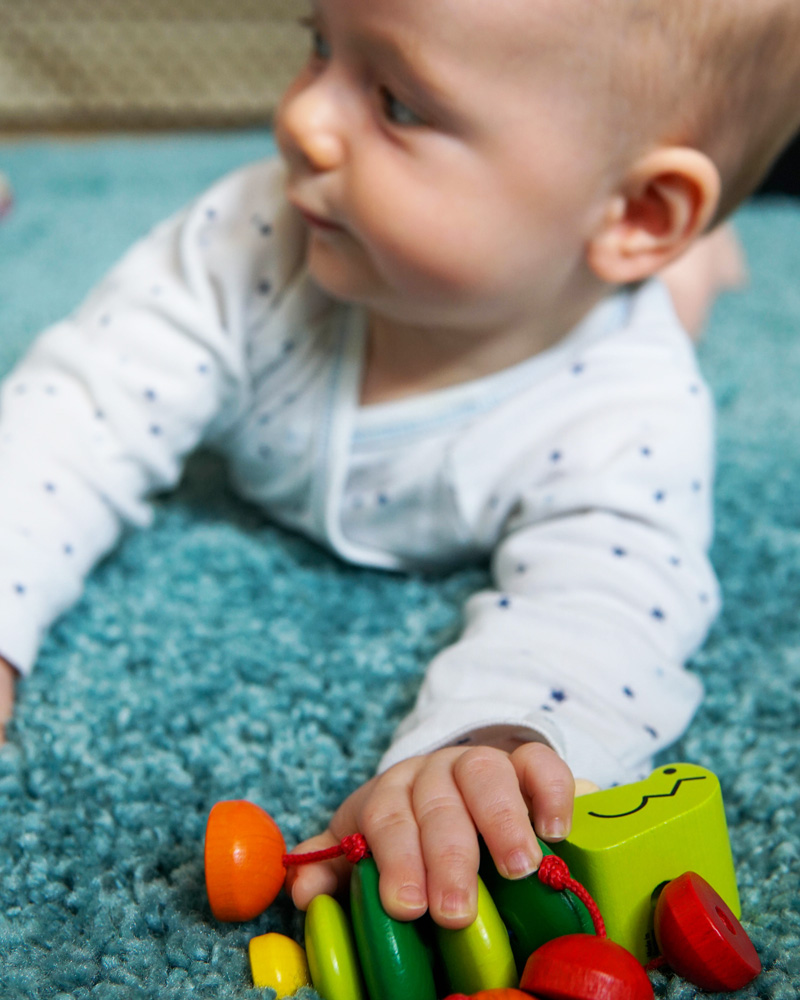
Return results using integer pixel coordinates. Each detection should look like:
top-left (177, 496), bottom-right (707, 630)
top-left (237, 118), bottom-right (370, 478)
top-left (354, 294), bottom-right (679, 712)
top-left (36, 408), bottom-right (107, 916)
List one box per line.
top-left (276, 78), bottom-right (347, 173)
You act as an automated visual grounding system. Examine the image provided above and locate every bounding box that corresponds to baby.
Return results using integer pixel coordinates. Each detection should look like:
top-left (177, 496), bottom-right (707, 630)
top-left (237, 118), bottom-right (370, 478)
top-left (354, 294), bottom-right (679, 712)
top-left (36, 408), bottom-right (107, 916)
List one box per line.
top-left (1, 0), bottom-right (798, 933)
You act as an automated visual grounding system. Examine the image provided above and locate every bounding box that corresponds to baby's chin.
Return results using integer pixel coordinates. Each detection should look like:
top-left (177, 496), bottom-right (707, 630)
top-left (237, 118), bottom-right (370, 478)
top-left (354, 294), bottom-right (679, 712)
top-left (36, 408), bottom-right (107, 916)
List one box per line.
top-left (304, 229), bottom-right (371, 299)
top-left (303, 232), bottom-right (490, 328)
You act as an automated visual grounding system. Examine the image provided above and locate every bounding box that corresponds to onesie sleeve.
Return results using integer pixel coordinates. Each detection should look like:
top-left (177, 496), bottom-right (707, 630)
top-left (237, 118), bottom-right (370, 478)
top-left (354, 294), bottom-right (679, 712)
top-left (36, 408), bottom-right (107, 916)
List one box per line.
top-left (0, 158), bottom-right (295, 674)
top-left (379, 296), bottom-right (720, 788)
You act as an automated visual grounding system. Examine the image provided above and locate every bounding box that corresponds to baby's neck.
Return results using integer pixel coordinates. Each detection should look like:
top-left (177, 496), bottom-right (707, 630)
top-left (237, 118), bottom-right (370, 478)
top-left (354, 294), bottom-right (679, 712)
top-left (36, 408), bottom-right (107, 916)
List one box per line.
top-left (360, 295), bottom-right (607, 406)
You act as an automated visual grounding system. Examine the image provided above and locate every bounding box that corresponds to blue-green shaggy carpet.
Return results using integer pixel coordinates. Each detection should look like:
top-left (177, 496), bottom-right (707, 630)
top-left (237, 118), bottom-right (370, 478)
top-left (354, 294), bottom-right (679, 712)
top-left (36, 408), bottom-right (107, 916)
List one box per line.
top-left (0, 134), bottom-right (798, 999)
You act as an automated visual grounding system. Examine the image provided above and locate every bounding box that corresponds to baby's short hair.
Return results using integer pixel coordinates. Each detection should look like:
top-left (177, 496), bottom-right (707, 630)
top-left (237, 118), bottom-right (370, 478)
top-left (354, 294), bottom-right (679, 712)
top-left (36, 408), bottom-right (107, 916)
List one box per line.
top-left (613, 0), bottom-right (800, 222)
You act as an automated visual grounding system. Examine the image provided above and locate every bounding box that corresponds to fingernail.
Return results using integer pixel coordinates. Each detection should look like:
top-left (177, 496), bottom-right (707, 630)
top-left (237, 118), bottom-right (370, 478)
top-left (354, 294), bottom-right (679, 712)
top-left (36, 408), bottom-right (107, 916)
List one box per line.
top-left (441, 891), bottom-right (472, 919)
top-left (542, 818), bottom-right (568, 840)
top-left (395, 883), bottom-right (426, 910)
top-left (504, 849), bottom-right (538, 879)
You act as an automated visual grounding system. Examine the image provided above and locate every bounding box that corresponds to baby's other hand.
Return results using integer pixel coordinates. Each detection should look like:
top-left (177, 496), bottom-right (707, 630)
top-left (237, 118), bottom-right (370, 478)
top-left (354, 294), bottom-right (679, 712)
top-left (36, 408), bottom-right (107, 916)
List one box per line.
top-left (0, 656), bottom-right (17, 744)
top-left (660, 222), bottom-right (747, 340)
top-left (286, 742), bottom-right (575, 929)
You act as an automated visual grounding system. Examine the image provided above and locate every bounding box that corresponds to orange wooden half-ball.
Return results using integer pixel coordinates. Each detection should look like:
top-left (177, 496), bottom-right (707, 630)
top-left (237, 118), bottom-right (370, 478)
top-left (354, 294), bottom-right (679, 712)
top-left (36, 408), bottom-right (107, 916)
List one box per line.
top-left (205, 800), bottom-right (287, 921)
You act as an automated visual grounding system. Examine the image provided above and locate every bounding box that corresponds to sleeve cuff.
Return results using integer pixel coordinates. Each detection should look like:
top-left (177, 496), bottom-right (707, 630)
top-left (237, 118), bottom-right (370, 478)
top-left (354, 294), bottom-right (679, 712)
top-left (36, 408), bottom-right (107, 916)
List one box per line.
top-left (377, 699), bottom-right (567, 773)
top-left (377, 699), bottom-right (653, 789)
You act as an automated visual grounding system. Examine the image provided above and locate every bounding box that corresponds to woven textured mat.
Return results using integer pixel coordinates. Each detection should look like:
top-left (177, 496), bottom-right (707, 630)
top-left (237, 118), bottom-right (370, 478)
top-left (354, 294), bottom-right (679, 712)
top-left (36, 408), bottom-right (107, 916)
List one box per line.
top-left (0, 0), bottom-right (306, 129)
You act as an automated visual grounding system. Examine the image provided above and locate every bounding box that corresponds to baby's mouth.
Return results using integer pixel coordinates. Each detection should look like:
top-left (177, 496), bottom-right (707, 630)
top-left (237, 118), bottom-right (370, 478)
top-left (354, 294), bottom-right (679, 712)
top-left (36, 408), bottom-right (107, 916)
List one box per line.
top-left (303, 210), bottom-right (344, 232)
top-left (291, 199), bottom-right (344, 233)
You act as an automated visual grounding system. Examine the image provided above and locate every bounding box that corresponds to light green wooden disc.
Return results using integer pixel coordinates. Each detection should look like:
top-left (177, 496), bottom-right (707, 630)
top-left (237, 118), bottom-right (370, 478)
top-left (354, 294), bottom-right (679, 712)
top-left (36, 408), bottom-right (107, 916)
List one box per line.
top-left (305, 894), bottom-right (366, 1000)
top-left (436, 876), bottom-right (518, 994)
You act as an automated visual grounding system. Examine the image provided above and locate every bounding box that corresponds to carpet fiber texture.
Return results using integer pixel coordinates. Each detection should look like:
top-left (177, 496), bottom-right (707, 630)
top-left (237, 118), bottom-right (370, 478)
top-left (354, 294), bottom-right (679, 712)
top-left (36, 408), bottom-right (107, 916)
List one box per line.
top-left (0, 134), bottom-right (798, 999)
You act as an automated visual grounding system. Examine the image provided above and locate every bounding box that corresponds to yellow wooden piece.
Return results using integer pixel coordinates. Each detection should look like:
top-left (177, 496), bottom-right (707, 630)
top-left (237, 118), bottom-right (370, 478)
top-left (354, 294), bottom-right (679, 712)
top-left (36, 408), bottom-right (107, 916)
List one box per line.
top-left (249, 932), bottom-right (311, 996)
top-left (553, 763), bottom-right (740, 963)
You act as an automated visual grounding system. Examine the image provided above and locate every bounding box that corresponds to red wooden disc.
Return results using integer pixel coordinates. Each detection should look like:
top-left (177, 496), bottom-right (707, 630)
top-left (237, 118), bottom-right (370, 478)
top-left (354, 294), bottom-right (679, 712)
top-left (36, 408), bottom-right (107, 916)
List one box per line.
top-left (654, 871), bottom-right (761, 990)
top-left (442, 992), bottom-right (539, 999)
top-left (520, 934), bottom-right (653, 1000)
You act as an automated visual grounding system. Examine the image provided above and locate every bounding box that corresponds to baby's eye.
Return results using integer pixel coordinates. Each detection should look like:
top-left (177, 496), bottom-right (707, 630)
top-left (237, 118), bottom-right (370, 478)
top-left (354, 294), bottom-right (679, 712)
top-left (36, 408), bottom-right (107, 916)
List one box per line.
top-left (298, 16), bottom-right (331, 61)
top-left (379, 87), bottom-right (426, 127)
top-left (311, 28), bottom-right (332, 61)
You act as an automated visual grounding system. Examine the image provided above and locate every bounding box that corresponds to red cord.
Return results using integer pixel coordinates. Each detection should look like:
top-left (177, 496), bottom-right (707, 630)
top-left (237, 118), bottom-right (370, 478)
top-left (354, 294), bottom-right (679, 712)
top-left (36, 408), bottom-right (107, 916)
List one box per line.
top-left (537, 854), bottom-right (607, 938)
top-left (282, 835), bottom-right (611, 946)
top-left (283, 833), bottom-right (371, 868)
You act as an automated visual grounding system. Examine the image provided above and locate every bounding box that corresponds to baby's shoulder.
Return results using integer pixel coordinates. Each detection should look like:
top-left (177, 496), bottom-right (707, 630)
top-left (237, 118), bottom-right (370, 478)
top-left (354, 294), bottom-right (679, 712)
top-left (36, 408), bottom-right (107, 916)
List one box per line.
top-left (182, 156), bottom-right (299, 255)
top-left (592, 279), bottom-right (705, 383)
top-left (446, 283), bottom-right (713, 505)
top-left (170, 155), bottom-right (313, 320)
top-left (194, 156), bottom-right (288, 220)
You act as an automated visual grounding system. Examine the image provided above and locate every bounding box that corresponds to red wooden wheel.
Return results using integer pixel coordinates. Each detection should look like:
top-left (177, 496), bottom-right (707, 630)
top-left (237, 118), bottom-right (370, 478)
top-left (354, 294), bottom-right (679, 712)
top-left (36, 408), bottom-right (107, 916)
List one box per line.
top-left (520, 934), bottom-right (653, 1000)
top-left (654, 871), bottom-right (761, 990)
top-left (204, 800), bottom-right (287, 921)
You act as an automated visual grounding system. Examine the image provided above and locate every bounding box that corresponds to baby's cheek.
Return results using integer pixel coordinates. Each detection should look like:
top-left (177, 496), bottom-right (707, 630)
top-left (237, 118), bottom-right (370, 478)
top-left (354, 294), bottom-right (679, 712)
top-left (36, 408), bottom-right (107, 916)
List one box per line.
top-left (352, 170), bottom-right (495, 293)
top-left (366, 214), bottom-right (512, 306)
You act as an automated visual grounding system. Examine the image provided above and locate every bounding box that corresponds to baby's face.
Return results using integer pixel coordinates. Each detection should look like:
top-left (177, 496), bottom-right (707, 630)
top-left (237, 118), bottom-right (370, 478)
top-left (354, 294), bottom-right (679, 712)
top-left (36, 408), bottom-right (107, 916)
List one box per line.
top-left (277, 0), bottom-right (624, 334)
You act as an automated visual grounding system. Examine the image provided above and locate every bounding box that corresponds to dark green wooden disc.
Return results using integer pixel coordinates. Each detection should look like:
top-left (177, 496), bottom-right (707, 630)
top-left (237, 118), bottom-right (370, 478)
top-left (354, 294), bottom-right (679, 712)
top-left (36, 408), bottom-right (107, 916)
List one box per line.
top-left (350, 857), bottom-right (437, 1000)
top-left (479, 837), bottom-right (595, 971)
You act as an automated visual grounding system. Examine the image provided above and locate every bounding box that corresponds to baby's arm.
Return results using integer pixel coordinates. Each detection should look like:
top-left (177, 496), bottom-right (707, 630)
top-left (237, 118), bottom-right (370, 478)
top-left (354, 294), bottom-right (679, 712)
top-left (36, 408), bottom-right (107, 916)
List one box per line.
top-left (287, 741), bottom-right (574, 929)
top-left (290, 293), bottom-right (718, 924)
top-left (0, 656), bottom-right (15, 743)
top-left (0, 161), bottom-right (288, 688)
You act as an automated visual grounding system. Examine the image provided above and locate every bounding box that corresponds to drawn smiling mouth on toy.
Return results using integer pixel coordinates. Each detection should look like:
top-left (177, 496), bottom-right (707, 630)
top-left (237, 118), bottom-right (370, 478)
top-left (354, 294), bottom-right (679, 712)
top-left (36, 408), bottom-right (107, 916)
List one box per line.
top-left (587, 769), bottom-right (708, 819)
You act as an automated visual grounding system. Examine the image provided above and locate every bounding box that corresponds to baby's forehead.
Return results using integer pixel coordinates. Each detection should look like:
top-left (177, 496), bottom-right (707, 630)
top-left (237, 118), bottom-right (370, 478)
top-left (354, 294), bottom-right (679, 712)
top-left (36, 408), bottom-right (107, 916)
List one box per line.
top-left (343, 0), bottom-right (636, 117)
top-left (353, 0), bottom-right (611, 47)
top-left (410, 0), bottom-right (605, 62)
top-left (444, 0), bottom-right (630, 82)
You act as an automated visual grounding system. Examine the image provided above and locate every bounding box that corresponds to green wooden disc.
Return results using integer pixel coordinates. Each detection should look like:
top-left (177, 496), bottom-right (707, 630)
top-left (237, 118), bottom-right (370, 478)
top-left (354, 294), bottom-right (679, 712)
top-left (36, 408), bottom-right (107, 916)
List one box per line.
top-left (436, 875), bottom-right (518, 994)
top-left (350, 857), bottom-right (437, 1000)
top-left (305, 894), bottom-right (366, 1000)
top-left (479, 837), bottom-right (594, 971)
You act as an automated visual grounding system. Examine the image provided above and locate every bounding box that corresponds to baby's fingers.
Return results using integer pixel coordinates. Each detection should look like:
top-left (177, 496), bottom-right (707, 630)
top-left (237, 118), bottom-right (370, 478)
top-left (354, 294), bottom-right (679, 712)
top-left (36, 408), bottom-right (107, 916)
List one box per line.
top-left (452, 747), bottom-right (542, 883)
top-left (510, 742), bottom-right (575, 843)
top-left (411, 751), bottom-right (488, 927)
top-left (357, 762), bottom-right (430, 923)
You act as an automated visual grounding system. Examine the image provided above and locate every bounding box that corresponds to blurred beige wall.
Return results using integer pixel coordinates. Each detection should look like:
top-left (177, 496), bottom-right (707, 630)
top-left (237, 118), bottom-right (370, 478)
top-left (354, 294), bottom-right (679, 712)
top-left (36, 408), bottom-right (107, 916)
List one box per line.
top-left (0, 0), bottom-right (307, 130)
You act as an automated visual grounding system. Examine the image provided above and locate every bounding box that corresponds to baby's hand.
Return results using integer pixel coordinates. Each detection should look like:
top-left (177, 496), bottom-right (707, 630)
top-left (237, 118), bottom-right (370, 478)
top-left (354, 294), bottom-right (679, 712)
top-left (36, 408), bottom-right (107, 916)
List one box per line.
top-left (0, 656), bottom-right (17, 744)
top-left (286, 742), bottom-right (574, 929)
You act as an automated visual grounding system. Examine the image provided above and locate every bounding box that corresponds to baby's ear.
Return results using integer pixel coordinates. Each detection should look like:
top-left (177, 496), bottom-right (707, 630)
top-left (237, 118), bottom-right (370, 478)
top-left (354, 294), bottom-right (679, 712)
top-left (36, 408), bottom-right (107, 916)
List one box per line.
top-left (587, 147), bottom-right (720, 285)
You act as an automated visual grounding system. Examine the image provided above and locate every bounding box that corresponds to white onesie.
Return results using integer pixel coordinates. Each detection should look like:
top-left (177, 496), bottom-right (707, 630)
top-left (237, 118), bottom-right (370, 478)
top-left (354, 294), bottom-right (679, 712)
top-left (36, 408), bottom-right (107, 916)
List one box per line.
top-left (0, 158), bottom-right (719, 787)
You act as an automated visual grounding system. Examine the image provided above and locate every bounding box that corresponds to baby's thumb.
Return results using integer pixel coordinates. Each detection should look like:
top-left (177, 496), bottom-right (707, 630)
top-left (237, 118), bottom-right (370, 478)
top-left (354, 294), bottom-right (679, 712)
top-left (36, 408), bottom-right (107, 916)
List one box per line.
top-left (284, 829), bottom-right (354, 910)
